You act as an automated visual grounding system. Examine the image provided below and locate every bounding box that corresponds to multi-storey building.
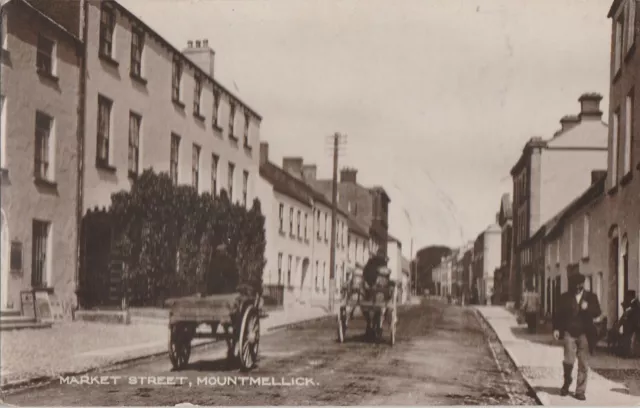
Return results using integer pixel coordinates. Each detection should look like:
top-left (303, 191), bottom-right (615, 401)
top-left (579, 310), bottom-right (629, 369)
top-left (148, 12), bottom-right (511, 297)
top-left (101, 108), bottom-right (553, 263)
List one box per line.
top-left (401, 255), bottom-right (410, 303)
top-left (386, 234), bottom-right (403, 285)
top-left (259, 144), bottom-right (352, 309)
top-left (346, 216), bottom-right (370, 271)
top-left (472, 222), bottom-right (501, 305)
top-left (81, 0), bottom-right (261, 212)
top-left (510, 93), bottom-right (608, 305)
top-left (0, 0), bottom-right (82, 313)
top-left (495, 194), bottom-right (513, 305)
top-left (308, 167), bottom-right (391, 257)
top-left (606, 0), bottom-right (640, 322)
top-left (544, 171), bottom-right (608, 320)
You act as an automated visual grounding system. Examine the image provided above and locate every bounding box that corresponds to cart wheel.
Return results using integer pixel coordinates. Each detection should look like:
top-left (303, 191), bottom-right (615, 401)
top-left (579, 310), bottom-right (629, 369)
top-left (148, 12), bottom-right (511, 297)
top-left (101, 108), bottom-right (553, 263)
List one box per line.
top-left (337, 306), bottom-right (347, 343)
top-left (168, 324), bottom-right (192, 370)
top-left (238, 305), bottom-right (260, 372)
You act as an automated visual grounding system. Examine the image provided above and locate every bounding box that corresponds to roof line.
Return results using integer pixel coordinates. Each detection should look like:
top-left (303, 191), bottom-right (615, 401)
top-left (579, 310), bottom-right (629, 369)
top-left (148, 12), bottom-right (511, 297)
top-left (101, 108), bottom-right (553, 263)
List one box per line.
top-left (108, 0), bottom-right (262, 121)
top-left (11, 0), bottom-right (82, 44)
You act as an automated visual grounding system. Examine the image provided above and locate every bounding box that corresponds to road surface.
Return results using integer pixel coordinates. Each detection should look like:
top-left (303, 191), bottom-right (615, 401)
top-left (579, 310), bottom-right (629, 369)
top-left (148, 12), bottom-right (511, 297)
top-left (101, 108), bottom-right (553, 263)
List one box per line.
top-left (3, 299), bottom-right (538, 405)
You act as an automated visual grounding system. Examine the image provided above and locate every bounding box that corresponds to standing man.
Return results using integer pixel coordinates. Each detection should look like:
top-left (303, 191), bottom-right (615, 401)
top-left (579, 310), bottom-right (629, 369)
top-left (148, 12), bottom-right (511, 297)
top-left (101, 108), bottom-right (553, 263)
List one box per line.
top-left (552, 273), bottom-right (601, 401)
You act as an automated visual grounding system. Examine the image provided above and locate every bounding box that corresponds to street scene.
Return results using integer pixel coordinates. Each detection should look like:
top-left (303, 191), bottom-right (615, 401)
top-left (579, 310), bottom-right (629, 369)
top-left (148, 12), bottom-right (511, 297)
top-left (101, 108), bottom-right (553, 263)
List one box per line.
top-left (1, 0), bottom-right (640, 406)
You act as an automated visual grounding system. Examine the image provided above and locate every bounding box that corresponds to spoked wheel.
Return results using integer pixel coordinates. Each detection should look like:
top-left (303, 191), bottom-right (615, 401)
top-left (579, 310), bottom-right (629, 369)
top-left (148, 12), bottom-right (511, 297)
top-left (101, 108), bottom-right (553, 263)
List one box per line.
top-left (238, 305), bottom-right (260, 372)
top-left (337, 306), bottom-right (347, 343)
top-left (168, 323), bottom-right (192, 370)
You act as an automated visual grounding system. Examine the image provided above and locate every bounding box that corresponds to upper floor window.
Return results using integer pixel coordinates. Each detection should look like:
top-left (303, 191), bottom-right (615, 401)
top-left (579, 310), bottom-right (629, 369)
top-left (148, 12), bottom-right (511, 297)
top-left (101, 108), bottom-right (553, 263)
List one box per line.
top-left (229, 102), bottom-right (236, 138)
top-left (242, 170), bottom-right (249, 207)
top-left (297, 210), bottom-right (301, 238)
top-left (324, 213), bottom-right (328, 241)
top-left (289, 207), bottom-right (294, 236)
top-left (279, 203), bottom-right (284, 232)
top-left (316, 210), bottom-right (321, 240)
top-left (612, 108), bottom-right (621, 185)
top-left (170, 133), bottom-right (180, 186)
top-left (615, 10), bottom-right (626, 74)
top-left (212, 90), bottom-right (221, 128)
top-left (627, 0), bottom-right (636, 53)
top-left (130, 27), bottom-right (144, 78)
top-left (211, 154), bottom-right (219, 196)
top-left (172, 57), bottom-right (182, 103)
top-left (304, 213), bottom-right (308, 240)
top-left (34, 111), bottom-right (53, 181)
top-left (128, 112), bottom-right (141, 177)
top-left (228, 162), bottom-right (235, 200)
top-left (192, 144), bottom-right (200, 190)
top-left (193, 75), bottom-right (203, 117)
top-left (243, 113), bottom-right (250, 147)
top-left (99, 3), bottom-right (116, 58)
top-left (96, 95), bottom-right (112, 167)
top-left (624, 89), bottom-right (634, 175)
top-left (1, 95), bottom-right (6, 169)
top-left (583, 213), bottom-right (590, 258)
top-left (36, 34), bottom-right (55, 76)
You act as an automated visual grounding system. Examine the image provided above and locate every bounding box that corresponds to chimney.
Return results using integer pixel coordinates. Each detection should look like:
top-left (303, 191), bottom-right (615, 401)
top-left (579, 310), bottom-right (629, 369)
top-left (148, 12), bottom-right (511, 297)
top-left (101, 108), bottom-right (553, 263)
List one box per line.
top-left (182, 39), bottom-right (215, 78)
top-left (578, 93), bottom-right (603, 121)
top-left (591, 170), bottom-right (607, 184)
top-left (282, 157), bottom-right (304, 179)
top-left (495, 212), bottom-right (500, 224)
top-left (259, 142), bottom-right (269, 165)
top-left (340, 167), bottom-right (358, 183)
top-left (560, 115), bottom-right (580, 131)
top-left (302, 164), bottom-right (317, 181)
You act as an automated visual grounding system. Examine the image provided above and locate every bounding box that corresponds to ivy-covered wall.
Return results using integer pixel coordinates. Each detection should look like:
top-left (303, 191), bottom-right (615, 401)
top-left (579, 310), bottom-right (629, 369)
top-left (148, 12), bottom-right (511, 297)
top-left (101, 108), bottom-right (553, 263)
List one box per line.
top-left (82, 170), bottom-right (266, 308)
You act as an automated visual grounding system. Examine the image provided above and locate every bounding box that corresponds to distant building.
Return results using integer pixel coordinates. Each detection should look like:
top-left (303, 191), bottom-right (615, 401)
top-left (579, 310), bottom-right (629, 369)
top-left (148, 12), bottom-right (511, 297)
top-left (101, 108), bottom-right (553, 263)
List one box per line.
top-left (510, 93), bottom-right (608, 305)
top-left (401, 255), bottom-right (410, 303)
top-left (386, 234), bottom-right (403, 301)
top-left (495, 194), bottom-right (513, 305)
top-left (473, 223), bottom-right (501, 305)
top-left (0, 0), bottom-right (82, 313)
top-left (307, 167), bottom-right (391, 257)
top-left (606, 0), bottom-right (640, 323)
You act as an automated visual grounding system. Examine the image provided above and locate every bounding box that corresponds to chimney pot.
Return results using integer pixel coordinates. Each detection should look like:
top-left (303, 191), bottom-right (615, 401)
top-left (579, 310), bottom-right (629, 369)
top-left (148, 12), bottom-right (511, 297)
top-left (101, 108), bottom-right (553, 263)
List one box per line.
top-left (302, 164), bottom-right (317, 181)
top-left (195, 40), bottom-right (201, 48)
top-left (259, 142), bottom-right (269, 165)
top-left (203, 39), bottom-right (208, 47)
top-left (340, 167), bottom-right (358, 183)
top-left (282, 157), bottom-right (304, 179)
top-left (578, 92), bottom-right (603, 121)
top-left (187, 40), bottom-right (193, 48)
top-left (560, 115), bottom-right (580, 132)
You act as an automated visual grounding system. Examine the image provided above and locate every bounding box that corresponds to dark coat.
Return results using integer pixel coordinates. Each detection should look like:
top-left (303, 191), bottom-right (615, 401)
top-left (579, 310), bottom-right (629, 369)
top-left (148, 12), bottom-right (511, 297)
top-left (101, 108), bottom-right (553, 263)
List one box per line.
top-left (553, 290), bottom-right (601, 339)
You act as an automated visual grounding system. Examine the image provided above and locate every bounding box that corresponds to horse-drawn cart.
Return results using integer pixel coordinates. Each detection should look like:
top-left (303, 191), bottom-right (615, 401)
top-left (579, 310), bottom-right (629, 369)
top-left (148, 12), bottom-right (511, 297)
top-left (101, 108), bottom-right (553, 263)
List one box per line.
top-left (337, 266), bottom-right (397, 345)
top-left (164, 286), bottom-right (264, 372)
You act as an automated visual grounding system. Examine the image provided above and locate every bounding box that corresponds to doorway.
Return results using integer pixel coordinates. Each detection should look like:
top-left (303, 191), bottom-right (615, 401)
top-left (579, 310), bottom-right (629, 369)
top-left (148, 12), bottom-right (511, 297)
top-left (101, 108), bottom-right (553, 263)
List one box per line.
top-left (1, 209), bottom-right (8, 309)
top-left (620, 235), bottom-right (629, 318)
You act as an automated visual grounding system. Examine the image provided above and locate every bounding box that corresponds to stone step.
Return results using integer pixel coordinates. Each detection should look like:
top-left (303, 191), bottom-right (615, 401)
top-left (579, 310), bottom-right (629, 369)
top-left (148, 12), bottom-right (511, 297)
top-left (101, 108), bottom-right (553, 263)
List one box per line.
top-left (0, 320), bottom-right (52, 331)
top-left (0, 315), bottom-right (36, 324)
top-left (0, 309), bottom-right (21, 318)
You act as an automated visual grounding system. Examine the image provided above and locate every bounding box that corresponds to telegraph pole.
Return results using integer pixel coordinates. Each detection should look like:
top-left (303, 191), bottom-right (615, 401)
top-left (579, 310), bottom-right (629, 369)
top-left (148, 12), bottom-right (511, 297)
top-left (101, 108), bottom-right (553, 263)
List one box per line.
top-left (410, 238), bottom-right (415, 296)
top-left (328, 132), bottom-right (346, 312)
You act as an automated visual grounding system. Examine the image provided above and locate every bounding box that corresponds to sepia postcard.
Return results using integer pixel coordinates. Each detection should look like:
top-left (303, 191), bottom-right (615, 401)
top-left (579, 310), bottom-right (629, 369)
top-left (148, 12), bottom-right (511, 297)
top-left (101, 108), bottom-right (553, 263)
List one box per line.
top-left (0, 0), bottom-right (639, 406)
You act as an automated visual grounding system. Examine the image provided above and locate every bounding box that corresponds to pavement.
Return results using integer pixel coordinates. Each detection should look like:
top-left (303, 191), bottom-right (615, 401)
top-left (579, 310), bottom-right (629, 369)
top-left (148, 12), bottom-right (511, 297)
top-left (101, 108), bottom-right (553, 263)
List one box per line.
top-left (476, 305), bottom-right (640, 406)
top-left (0, 304), bottom-right (331, 391)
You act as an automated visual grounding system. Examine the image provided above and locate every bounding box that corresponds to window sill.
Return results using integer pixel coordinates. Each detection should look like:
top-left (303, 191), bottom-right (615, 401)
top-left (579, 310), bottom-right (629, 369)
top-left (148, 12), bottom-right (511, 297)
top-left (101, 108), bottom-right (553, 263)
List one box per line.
top-left (130, 72), bottom-right (147, 86)
top-left (37, 69), bottom-right (59, 83)
top-left (96, 161), bottom-right (117, 173)
top-left (581, 255), bottom-right (590, 262)
top-left (172, 99), bottom-right (186, 110)
top-left (0, 167), bottom-right (8, 181)
top-left (279, 230), bottom-right (286, 237)
top-left (229, 134), bottom-right (239, 146)
top-left (213, 123), bottom-right (224, 133)
top-left (625, 42), bottom-right (636, 64)
top-left (34, 177), bottom-right (58, 190)
top-left (99, 53), bottom-right (119, 68)
top-left (620, 172), bottom-right (633, 186)
top-left (244, 143), bottom-right (253, 153)
top-left (31, 285), bottom-right (55, 294)
top-left (193, 112), bottom-right (205, 123)
top-left (608, 184), bottom-right (619, 196)
top-left (613, 68), bottom-right (622, 84)
top-left (0, 48), bottom-right (10, 62)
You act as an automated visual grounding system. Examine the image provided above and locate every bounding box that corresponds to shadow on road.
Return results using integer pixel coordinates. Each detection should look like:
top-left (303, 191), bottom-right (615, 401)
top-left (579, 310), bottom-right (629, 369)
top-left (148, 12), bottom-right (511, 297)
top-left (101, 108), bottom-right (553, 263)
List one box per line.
top-left (534, 385), bottom-right (562, 397)
top-left (181, 358), bottom-right (238, 372)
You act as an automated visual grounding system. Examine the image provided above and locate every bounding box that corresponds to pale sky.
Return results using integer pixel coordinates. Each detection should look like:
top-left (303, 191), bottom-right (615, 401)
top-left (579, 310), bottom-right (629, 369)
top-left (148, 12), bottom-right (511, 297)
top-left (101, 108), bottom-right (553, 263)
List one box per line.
top-left (120, 0), bottom-right (612, 257)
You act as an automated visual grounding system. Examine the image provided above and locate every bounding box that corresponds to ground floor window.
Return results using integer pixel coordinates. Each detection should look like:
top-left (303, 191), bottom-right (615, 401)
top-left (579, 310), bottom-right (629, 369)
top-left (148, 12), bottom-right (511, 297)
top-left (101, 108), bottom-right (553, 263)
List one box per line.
top-left (31, 220), bottom-right (50, 288)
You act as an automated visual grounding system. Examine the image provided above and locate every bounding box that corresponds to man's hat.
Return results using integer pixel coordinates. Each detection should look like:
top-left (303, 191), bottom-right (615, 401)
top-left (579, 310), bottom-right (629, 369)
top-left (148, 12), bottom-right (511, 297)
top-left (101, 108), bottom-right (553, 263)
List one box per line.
top-left (568, 273), bottom-right (586, 287)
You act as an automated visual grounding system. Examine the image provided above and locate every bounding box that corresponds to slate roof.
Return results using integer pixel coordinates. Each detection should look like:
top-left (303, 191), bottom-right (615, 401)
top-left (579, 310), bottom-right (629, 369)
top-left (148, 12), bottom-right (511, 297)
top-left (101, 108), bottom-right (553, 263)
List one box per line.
top-left (259, 162), bottom-right (314, 207)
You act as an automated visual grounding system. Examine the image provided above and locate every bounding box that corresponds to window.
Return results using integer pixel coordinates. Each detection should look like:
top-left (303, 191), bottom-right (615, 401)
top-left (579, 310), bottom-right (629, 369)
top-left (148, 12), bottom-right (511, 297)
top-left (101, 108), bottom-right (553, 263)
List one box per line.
top-left (211, 154), bottom-right (219, 196)
top-left (556, 240), bottom-right (560, 263)
top-left (242, 170), bottom-right (248, 207)
top-left (227, 162), bottom-right (235, 200)
top-left (624, 90), bottom-right (634, 175)
top-left (36, 35), bottom-right (55, 75)
top-left (99, 3), bottom-right (115, 58)
top-left (130, 27), bottom-right (144, 77)
top-left (34, 111), bottom-right (52, 180)
top-left (315, 261), bottom-right (319, 289)
top-left (583, 213), bottom-right (590, 258)
top-left (277, 253), bottom-right (283, 284)
top-left (278, 203), bottom-right (284, 232)
top-left (229, 102), bottom-right (236, 138)
top-left (128, 112), bottom-right (141, 177)
top-left (323, 262), bottom-right (326, 289)
top-left (193, 75), bottom-right (202, 116)
top-left (192, 144), bottom-right (200, 190)
top-left (96, 95), bottom-right (112, 167)
top-left (628, 0), bottom-right (636, 52)
top-left (212, 90), bottom-right (221, 128)
top-left (297, 210), bottom-right (301, 238)
top-left (324, 213), bottom-right (328, 241)
top-left (287, 255), bottom-right (292, 286)
top-left (172, 57), bottom-right (182, 102)
top-left (289, 207), bottom-right (294, 236)
top-left (10, 241), bottom-right (22, 272)
top-left (304, 213), bottom-right (308, 240)
top-left (316, 210), bottom-right (321, 240)
top-left (31, 220), bottom-right (50, 288)
top-left (170, 133), bottom-right (180, 185)
top-left (612, 109), bottom-right (621, 184)
top-left (615, 12), bottom-right (625, 74)
top-left (0, 94), bottom-right (5, 168)
top-left (243, 113), bottom-right (250, 147)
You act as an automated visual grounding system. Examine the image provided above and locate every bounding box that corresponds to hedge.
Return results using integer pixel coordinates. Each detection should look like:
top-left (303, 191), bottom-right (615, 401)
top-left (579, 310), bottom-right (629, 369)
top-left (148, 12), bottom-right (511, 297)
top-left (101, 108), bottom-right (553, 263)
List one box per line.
top-left (109, 169), bottom-right (266, 307)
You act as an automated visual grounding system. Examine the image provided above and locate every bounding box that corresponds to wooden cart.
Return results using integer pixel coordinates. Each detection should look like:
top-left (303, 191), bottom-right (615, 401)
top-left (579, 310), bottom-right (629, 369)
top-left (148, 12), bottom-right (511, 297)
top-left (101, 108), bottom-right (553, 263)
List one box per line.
top-left (337, 267), bottom-right (397, 345)
top-left (164, 288), bottom-right (264, 371)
